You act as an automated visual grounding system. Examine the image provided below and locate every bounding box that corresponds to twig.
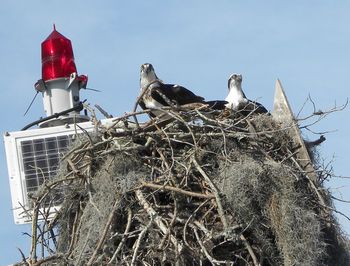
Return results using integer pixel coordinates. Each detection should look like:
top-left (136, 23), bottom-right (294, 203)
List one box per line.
top-left (183, 200), bottom-right (209, 252)
top-left (193, 228), bottom-right (228, 265)
top-left (131, 218), bottom-right (152, 265)
top-left (95, 104), bottom-right (113, 118)
top-left (321, 204), bottom-right (350, 222)
top-left (17, 247), bottom-right (29, 266)
top-left (87, 197), bottom-right (119, 266)
top-left (135, 189), bottom-right (183, 254)
top-left (192, 157), bottom-right (228, 229)
top-left (32, 254), bottom-right (65, 266)
top-left (141, 182), bottom-right (215, 199)
top-left (239, 233), bottom-right (260, 266)
top-left (331, 195), bottom-right (350, 203)
top-left (108, 207), bottom-right (132, 264)
top-left (29, 203), bottom-right (39, 264)
top-left (75, 229), bottom-right (91, 265)
top-left (168, 213), bottom-right (211, 239)
top-left (67, 204), bottom-right (81, 255)
top-left (159, 194), bottom-right (178, 250)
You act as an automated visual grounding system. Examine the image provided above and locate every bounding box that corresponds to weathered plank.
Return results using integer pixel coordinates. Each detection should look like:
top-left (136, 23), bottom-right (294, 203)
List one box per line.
top-left (272, 79), bottom-right (318, 184)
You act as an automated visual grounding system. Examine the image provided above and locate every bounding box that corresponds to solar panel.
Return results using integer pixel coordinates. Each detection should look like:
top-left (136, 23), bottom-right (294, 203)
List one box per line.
top-left (4, 121), bottom-right (98, 224)
top-left (20, 135), bottom-right (75, 208)
top-left (4, 118), bottom-right (126, 224)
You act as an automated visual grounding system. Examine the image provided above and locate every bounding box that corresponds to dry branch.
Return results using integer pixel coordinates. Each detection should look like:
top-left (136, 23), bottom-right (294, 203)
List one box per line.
top-left (16, 104), bottom-right (350, 266)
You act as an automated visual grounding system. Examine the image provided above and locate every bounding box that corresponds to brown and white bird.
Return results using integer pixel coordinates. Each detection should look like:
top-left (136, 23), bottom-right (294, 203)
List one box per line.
top-left (225, 73), bottom-right (268, 115)
top-left (139, 63), bottom-right (226, 118)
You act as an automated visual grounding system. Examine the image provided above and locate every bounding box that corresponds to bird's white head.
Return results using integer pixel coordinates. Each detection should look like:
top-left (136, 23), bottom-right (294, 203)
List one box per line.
top-left (140, 63), bottom-right (158, 90)
top-left (228, 73), bottom-right (243, 90)
top-left (225, 73), bottom-right (246, 109)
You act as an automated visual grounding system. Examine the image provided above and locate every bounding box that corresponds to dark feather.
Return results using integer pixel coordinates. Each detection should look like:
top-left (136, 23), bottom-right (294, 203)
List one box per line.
top-left (139, 79), bottom-right (227, 117)
top-left (238, 100), bottom-right (269, 116)
top-left (205, 100), bottom-right (228, 110)
top-left (138, 98), bottom-right (156, 117)
top-left (147, 82), bottom-right (204, 106)
top-left (150, 88), bottom-right (171, 106)
top-left (161, 84), bottom-right (204, 105)
top-left (138, 98), bottom-right (147, 110)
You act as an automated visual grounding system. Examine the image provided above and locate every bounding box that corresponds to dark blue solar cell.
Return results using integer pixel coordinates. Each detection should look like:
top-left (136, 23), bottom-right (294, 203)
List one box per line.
top-left (48, 154), bottom-right (60, 171)
top-left (23, 157), bottom-right (36, 175)
top-left (21, 140), bottom-right (34, 158)
top-left (25, 175), bottom-right (38, 189)
top-left (58, 136), bottom-right (70, 152)
top-left (36, 154), bottom-right (47, 166)
top-left (33, 139), bottom-right (45, 155)
top-left (21, 134), bottom-right (75, 207)
top-left (45, 137), bottom-right (58, 154)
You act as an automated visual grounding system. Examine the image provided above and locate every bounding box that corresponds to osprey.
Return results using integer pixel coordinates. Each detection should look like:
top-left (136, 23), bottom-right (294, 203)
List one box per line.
top-left (225, 73), bottom-right (268, 115)
top-left (139, 63), bottom-right (226, 118)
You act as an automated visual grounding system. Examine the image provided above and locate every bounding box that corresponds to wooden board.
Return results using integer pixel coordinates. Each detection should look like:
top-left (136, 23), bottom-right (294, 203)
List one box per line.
top-left (272, 79), bottom-right (318, 183)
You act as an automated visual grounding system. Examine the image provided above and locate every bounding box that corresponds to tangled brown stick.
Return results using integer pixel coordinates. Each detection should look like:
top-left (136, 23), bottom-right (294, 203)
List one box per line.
top-left (15, 104), bottom-right (349, 266)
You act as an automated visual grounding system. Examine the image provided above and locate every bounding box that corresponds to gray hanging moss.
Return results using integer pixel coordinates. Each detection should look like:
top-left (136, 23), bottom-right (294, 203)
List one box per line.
top-left (16, 108), bottom-right (350, 266)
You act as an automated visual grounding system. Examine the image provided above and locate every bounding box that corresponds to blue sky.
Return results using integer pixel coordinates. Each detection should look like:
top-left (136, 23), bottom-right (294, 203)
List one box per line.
top-left (1, 1), bottom-right (350, 264)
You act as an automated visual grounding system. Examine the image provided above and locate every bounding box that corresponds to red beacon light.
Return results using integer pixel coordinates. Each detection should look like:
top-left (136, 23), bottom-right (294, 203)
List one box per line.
top-left (35, 25), bottom-right (89, 127)
top-left (41, 25), bottom-right (78, 81)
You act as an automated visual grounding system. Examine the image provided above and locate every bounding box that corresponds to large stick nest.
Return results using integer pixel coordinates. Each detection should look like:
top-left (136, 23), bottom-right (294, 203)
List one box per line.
top-left (18, 106), bottom-right (350, 266)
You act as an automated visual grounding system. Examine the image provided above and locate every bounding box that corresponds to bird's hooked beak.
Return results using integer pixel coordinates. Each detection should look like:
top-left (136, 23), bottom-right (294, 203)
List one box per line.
top-left (141, 63), bottom-right (155, 75)
top-left (228, 73), bottom-right (243, 90)
top-left (140, 63), bottom-right (159, 91)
